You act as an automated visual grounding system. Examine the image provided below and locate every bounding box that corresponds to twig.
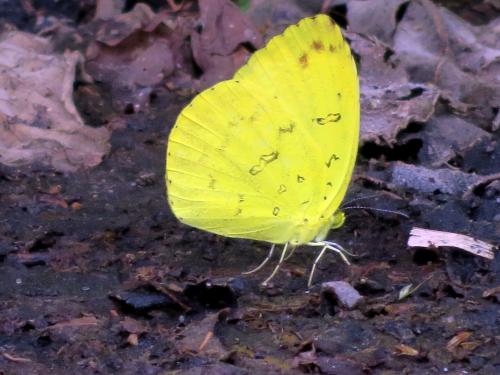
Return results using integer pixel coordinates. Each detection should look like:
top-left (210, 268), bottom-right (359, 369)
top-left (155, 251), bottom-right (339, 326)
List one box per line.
top-left (408, 227), bottom-right (495, 259)
top-left (321, 0), bottom-right (333, 14)
top-left (421, 0), bottom-right (451, 83)
top-left (198, 331), bottom-right (214, 352)
top-left (2, 353), bottom-right (32, 363)
top-left (463, 172), bottom-right (500, 199)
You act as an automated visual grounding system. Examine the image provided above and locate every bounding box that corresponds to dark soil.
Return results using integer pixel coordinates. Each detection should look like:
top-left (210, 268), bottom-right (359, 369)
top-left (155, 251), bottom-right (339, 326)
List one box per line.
top-left (1, 1), bottom-right (499, 374)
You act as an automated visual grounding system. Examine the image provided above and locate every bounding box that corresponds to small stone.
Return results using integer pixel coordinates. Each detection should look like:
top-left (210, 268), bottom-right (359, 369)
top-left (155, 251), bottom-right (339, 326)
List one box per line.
top-left (127, 333), bottom-right (139, 346)
top-left (321, 281), bottom-right (364, 309)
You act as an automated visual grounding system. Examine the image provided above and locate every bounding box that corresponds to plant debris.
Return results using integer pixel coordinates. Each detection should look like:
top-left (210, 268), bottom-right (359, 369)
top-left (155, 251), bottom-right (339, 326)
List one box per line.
top-left (408, 227), bottom-right (496, 259)
top-left (0, 32), bottom-right (110, 172)
top-left (0, 1), bottom-right (499, 374)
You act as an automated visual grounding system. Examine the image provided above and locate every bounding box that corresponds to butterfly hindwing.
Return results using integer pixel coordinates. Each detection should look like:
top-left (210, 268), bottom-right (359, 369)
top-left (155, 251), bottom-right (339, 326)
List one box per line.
top-left (166, 15), bottom-right (359, 244)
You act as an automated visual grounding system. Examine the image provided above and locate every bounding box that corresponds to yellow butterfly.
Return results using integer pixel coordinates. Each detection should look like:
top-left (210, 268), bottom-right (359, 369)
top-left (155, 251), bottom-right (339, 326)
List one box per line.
top-left (166, 15), bottom-right (359, 287)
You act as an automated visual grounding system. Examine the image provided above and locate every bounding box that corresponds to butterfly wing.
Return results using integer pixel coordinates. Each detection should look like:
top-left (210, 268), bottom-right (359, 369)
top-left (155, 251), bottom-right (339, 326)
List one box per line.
top-left (166, 15), bottom-right (359, 244)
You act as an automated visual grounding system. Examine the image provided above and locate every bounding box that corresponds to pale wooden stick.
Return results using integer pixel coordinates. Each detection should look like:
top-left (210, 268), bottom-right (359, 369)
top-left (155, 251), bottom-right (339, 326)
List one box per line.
top-left (408, 227), bottom-right (495, 259)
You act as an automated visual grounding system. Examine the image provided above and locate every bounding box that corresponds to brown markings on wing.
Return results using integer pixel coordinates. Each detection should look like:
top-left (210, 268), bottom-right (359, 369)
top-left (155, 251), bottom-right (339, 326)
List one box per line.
top-left (312, 40), bottom-right (324, 51)
top-left (299, 53), bottom-right (308, 68)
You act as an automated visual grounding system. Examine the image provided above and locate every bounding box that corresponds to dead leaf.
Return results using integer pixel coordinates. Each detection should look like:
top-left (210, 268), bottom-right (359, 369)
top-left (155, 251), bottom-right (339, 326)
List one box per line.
top-left (120, 316), bottom-right (147, 334)
top-left (390, 162), bottom-right (482, 195)
top-left (177, 310), bottom-right (229, 358)
top-left (347, 0), bottom-right (409, 44)
top-left (384, 303), bottom-right (417, 315)
top-left (39, 195), bottom-right (69, 209)
top-left (446, 331), bottom-right (472, 352)
top-left (393, 0), bottom-right (500, 126)
top-left (482, 286), bottom-right (500, 300)
top-left (127, 333), bottom-right (139, 346)
top-left (70, 201), bottom-right (82, 210)
top-left (413, 115), bottom-right (491, 167)
top-left (244, 0), bottom-right (308, 39)
top-left (191, 0), bottom-right (263, 89)
top-left (0, 31), bottom-right (110, 172)
top-left (94, 0), bottom-right (125, 21)
top-left (86, 3), bottom-right (175, 89)
top-left (394, 344), bottom-right (420, 356)
top-left (348, 33), bottom-right (439, 145)
top-left (49, 316), bottom-right (99, 330)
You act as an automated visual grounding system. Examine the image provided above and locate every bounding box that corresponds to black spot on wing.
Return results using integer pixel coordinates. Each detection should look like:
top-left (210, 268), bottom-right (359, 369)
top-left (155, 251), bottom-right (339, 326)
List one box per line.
top-left (279, 122), bottom-right (295, 134)
top-left (326, 153), bottom-right (340, 168)
top-left (208, 175), bottom-right (216, 189)
top-left (299, 53), bottom-right (308, 68)
top-left (249, 151), bottom-right (279, 175)
top-left (312, 40), bottom-right (324, 51)
top-left (314, 113), bottom-right (342, 125)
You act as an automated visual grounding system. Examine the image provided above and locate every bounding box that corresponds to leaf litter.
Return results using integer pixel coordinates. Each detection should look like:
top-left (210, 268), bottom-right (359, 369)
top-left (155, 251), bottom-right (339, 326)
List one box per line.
top-left (0, 0), bottom-right (499, 374)
top-left (0, 31), bottom-right (110, 172)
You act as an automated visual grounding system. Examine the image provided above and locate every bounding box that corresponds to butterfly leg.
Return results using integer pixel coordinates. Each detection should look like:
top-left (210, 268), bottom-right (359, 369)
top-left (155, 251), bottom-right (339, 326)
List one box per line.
top-left (242, 244), bottom-right (275, 275)
top-left (323, 240), bottom-right (356, 257)
top-left (324, 242), bottom-right (351, 265)
top-left (306, 241), bottom-right (352, 287)
top-left (284, 245), bottom-right (297, 261)
top-left (308, 244), bottom-right (328, 288)
top-left (262, 243), bottom-right (289, 286)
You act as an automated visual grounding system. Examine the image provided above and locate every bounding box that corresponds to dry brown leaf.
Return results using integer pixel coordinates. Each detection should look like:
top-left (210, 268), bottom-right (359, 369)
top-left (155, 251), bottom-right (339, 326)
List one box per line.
top-left (384, 303), bottom-right (417, 315)
top-left (120, 316), bottom-right (147, 334)
top-left (390, 162), bottom-right (483, 196)
top-left (86, 3), bottom-right (175, 89)
top-left (393, 0), bottom-right (500, 126)
top-left (49, 316), bottom-right (99, 330)
top-left (348, 33), bottom-right (439, 145)
top-left (482, 285), bottom-right (500, 298)
top-left (191, 0), bottom-right (263, 89)
top-left (0, 31), bottom-right (110, 172)
top-left (39, 195), bottom-right (69, 209)
top-left (446, 331), bottom-right (472, 352)
top-left (347, 0), bottom-right (409, 44)
top-left (394, 344), bottom-right (420, 356)
top-left (177, 310), bottom-right (229, 358)
top-left (127, 333), bottom-right (139, 346)
top-left (94, 0), bottom-right (125, 20)
top-left (413, 115), bottom-right (491, 167)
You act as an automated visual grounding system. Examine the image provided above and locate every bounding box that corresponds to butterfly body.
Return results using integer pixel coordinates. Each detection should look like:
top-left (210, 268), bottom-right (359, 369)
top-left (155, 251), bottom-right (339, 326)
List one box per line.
top-left (166, 15), bottom-right (359, 248)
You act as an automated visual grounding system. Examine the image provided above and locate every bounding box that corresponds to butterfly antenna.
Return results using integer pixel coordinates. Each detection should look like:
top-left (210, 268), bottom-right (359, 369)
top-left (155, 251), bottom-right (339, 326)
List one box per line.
top-left (343, 206), bottom-right (410, 219)
top-left (341, 193), bottom-right (383, 208)
top-left (242, 244), bottom-right (275, 275)
top-left (262, 243), bottom-right (289, 286)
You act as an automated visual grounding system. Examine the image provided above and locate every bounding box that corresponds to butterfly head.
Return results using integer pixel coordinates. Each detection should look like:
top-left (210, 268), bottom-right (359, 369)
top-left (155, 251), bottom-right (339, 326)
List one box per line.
top-left (313, 211), bottom-right (345, 242)
top-left (290, 211), bottom-right (346, 245)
